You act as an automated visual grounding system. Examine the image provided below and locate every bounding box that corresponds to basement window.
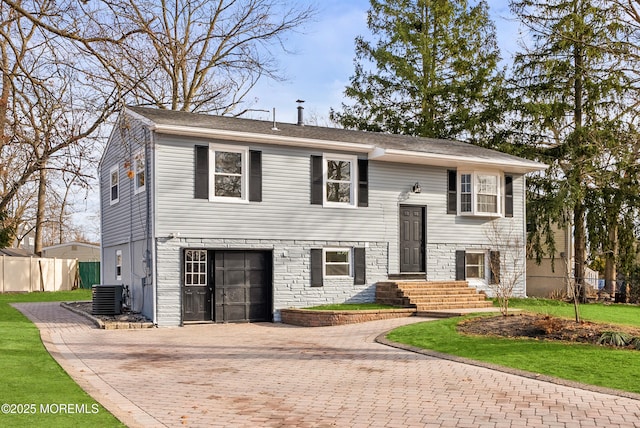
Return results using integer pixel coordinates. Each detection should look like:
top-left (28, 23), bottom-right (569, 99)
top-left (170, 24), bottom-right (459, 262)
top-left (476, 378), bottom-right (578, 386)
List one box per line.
top-left (324, 248), bottom-right (352, 277)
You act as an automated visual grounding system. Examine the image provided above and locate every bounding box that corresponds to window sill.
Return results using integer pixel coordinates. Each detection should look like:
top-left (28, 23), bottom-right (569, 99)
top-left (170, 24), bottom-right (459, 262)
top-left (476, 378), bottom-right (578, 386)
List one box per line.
top-left (321, 203), bottom-right (357, 209)
top-left (459, 212), bottom-right (502, 218)
top-left (209, 197), bottom-right (249, 204)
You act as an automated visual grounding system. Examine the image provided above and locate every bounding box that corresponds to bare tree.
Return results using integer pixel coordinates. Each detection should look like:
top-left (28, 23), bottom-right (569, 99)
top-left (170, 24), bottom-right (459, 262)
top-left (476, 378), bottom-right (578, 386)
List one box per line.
top-left (485, 220), bottom-right (526, 316)
top-left (0, 0), bottom-right (314, 248)
top-left (0, 1), bottom-right (122, 250)
top-left (104, 0), bottom-right (315, 114)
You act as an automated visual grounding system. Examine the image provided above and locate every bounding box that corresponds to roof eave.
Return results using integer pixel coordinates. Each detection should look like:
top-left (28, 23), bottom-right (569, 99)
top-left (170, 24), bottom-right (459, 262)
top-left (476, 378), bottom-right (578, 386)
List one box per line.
top-left (152, 124), bottom-right (376, 153)
top-left (143, 120), bottom-right (547, 174)
top-left (369, 148), bottom-right (547, 174)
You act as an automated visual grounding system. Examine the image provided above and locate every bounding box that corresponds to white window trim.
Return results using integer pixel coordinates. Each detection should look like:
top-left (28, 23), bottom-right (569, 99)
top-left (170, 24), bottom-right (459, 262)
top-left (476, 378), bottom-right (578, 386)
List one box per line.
top-left (109, 165), bottom-right (119, 205)
top-left (208, 143), bottom-right (249, 203)
top-left (322, 153), bottom-right (358, 208)
top-left (465, 250), bottom-right (487, 283)
top-left (115, 250), bottom-right (122, 281)
top-left (323, 247), bottom-right (353, 278)
top-left (133, 149), bottom-right (146, 195)
top-left (458, 170), bottom-right (503, 217)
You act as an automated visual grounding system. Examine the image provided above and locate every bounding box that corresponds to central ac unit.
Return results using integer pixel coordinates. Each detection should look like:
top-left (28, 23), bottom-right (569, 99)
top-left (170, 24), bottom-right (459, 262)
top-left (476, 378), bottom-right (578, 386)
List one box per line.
top-left (92, 285), bottom-right (124, 315)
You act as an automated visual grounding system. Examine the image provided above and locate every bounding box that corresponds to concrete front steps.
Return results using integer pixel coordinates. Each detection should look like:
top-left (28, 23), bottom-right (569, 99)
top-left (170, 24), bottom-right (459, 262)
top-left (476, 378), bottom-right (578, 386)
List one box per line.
top-left (375, 280), bottom-right (494, 312)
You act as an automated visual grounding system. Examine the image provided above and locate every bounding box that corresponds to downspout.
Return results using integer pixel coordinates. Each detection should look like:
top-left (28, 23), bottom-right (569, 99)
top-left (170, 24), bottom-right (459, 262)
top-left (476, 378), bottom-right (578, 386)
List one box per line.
top-left (128, 139), bottom-right (135, 312)
top-left (149, 128), bottom-right (158, 326)
top-left (522, 175), bottom-right (528, 297)
top-left (98, 164), bottom-right (105, 286)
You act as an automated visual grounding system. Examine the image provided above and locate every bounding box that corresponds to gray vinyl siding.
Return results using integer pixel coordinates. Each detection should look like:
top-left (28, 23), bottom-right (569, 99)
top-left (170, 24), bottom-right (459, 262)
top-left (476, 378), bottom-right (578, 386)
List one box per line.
top-left (100, 119), bottom-right (155, 321)
top-left (100, 119), bottom-right (151, 247)
top-left (153, 135), bottom-right (527, 277)
top-left (154, 136), bottom-right (385, 241)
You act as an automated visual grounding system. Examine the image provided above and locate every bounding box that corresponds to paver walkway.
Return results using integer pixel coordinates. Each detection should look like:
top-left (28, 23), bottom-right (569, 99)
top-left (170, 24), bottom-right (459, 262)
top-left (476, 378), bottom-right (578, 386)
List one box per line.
top-left (14, 302), bottom-right (640, 428)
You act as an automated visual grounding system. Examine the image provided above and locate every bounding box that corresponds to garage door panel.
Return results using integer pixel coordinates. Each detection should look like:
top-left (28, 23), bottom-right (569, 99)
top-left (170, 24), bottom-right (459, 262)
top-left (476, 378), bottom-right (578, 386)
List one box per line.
top-left (248, 270), bottom-right (268, 286)
top-left (249, 304), bottom-right (269, 320)
top-left (223, 251), bottom-right (245, 270)
top-left (224, 270), bottom-right (246, 286)
top-left (249, 287), bottom-right (267, 300)
top-left (225, 305), bottom-right (248, 322)
top-left (245, 252), bottom-right (266, 269)
top-left (213, 251), bottom-right (272, 323)
top-left (225, 287), bottom-right (246, 303)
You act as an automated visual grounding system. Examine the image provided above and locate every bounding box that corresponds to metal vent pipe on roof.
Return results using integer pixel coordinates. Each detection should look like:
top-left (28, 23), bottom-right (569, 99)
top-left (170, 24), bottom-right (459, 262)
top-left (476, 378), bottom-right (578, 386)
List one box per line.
top-left (296, 99), bottom-right (305, 126)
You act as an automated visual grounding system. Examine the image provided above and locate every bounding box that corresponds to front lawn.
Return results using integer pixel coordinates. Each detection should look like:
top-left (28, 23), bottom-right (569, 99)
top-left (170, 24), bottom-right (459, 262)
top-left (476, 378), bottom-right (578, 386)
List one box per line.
top-left (508, 298), bottom-right (640, 327)
top-left (0, 290), bottom-right (124, 427)
top-left (387, 301), bottom-right (640, 394)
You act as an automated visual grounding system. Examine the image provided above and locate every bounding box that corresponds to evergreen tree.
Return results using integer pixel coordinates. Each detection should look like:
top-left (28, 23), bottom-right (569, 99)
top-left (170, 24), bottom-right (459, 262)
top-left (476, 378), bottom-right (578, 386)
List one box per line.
top-left (510, 0), bottom-right (640, 302)
top-left (331, 0), bottom-right (505, 142)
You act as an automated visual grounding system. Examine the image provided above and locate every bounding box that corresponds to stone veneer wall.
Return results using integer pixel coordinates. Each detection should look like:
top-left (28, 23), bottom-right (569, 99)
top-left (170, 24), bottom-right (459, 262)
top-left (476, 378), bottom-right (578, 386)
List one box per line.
top-left (155, 238), bottom-right (389, 326)
top-left (426, 243), bottom-right (526, 297)
top-left (280, 308), bottom-right (415, 327)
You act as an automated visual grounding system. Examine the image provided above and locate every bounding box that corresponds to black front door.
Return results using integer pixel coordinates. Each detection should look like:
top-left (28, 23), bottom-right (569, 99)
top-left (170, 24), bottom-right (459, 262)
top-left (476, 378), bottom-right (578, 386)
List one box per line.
top-left (400, 205), bottom-right (425, 272)
top-left (183, 249), bottom-right (212, 322)
top-left (214, 251), bottom-right (272, 323)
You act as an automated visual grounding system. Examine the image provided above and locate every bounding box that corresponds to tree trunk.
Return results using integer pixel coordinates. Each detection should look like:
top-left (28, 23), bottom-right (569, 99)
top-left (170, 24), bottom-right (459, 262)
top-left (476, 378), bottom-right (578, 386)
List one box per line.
top-left (574, 201), bottom-right (587, 303)
top-left (604, 223), bottom-right (617, 296)
top-left (34, 166), bottom-right (46, 256)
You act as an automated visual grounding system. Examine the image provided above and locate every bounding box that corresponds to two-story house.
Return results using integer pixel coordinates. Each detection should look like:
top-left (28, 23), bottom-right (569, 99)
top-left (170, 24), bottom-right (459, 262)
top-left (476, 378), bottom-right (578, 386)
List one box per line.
top-left (99, 107), bottom-right (546, 326)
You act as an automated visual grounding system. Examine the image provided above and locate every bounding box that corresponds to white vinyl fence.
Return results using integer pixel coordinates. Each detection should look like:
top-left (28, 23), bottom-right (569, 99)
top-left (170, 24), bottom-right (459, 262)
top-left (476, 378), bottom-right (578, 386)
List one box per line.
top-left (0, 256), bottom-right (78, 292)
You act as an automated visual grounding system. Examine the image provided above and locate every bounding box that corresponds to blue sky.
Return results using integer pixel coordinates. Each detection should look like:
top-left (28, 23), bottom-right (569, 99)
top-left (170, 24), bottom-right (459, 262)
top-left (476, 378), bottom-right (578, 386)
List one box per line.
top-left (249, 0), bottom-right (519, 125)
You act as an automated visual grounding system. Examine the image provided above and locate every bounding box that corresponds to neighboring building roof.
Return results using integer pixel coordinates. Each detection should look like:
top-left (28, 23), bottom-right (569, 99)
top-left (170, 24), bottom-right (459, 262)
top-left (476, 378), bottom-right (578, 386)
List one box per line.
top-left (42, 241), bottom-right (100, 252)
top-left (0, 248), bottom-right (37, 257)
top-left (123, 106), bottom-right (547, 174)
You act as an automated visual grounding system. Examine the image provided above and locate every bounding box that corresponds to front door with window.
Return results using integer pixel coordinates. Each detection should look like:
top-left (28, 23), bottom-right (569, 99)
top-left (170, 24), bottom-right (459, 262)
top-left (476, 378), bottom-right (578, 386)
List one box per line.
top-left (399, 205), bottom-right (425, 272)
top-left (183, 249), bottom-right (212, 321)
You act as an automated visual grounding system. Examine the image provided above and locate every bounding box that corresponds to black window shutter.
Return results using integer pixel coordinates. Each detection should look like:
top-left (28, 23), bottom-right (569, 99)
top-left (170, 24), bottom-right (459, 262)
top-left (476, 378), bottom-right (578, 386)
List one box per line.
top-left (455, 250), bottom-right (466, 280)
top-left (505, 175), bottom-right (513, 217)
top-left (447, 170), bottom-right (457, 214)
top-left (490, 250), bottom-right (501, 284)
top-left (249, 150), bottom-right (262, 202)
top-left (194, 145), bottom-right (209, 199)
top-left (358, 159), bottom-right (368, 207)
top-left (311, 155), bottom-right (323, 205)
top-left (353, 247), bottom-right (366, 285)
top-left (310, 249), bottom-right (323, 287)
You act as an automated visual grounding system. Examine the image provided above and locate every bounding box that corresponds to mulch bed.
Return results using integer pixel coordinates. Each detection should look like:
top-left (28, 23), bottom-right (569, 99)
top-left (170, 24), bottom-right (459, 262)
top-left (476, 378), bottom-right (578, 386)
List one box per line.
top-left (63, 301), bottom-right (153, 329)
top-left (457, 313), bottom-right (640, 347)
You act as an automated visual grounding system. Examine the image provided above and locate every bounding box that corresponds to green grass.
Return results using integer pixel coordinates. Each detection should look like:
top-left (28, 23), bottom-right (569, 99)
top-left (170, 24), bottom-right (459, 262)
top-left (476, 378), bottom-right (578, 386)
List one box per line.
top-left (0, 290), bottom-right (125, 427)
top-left (303, 303), bottom-right (399, 310)
top-left (507, 298), bottom-right (640, 327)
top-left (387, 301), bottom-right (640, 394)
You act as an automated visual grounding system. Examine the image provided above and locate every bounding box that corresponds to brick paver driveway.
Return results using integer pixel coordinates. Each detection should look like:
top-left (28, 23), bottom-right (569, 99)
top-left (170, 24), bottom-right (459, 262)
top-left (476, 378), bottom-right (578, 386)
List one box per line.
top-left (14, 302), bottom-right (640, 428)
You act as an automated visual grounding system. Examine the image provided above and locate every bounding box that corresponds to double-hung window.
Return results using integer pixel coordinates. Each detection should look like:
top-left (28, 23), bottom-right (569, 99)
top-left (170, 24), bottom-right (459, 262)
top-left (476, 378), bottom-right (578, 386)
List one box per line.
top-left (458, 171), bottom-right (501, 216)
top-left (133, 150), bottom-right (145, 194)
top-left (210, 145), bottom-right (248, 202)
top-left (465, 252), bottom-right (485, 279)
top-left (324, 154), bottom-right (357, 207)
top-left (110, 165), bottom-right (119, 205)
